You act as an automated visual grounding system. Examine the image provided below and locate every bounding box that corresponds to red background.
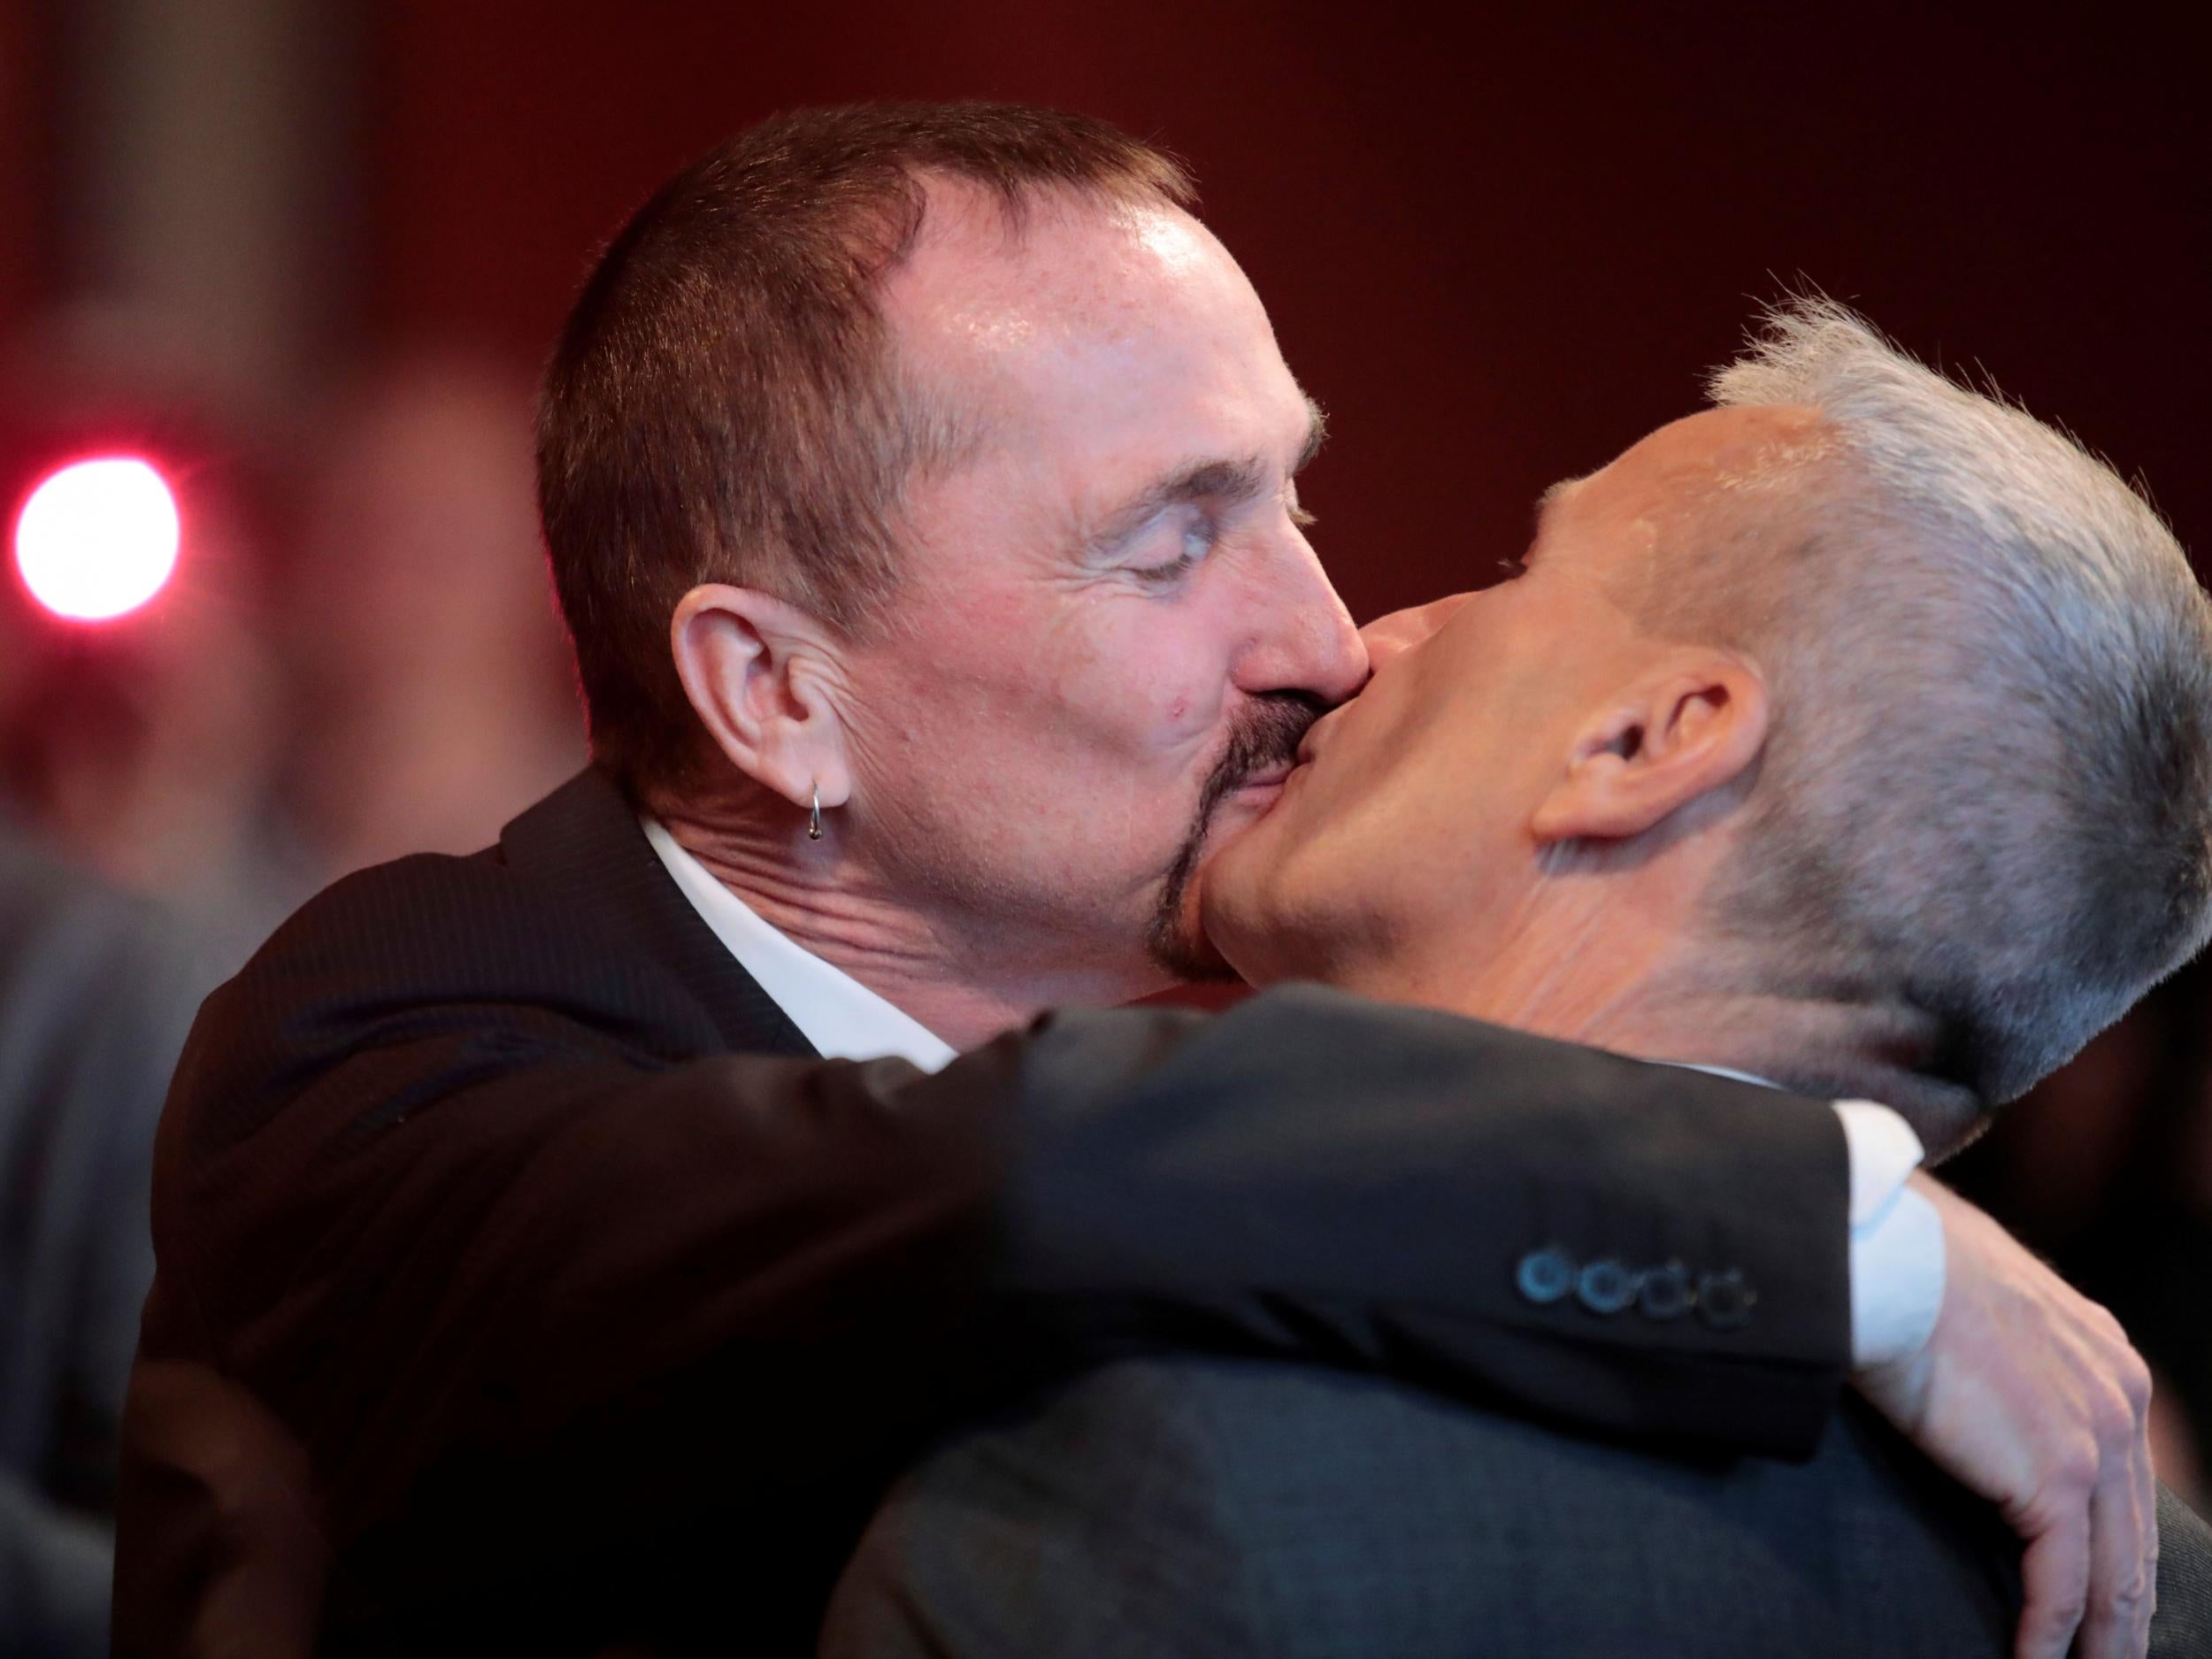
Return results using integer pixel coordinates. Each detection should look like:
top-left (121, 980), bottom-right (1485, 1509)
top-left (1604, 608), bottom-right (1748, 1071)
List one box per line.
top-left (350, 3), bottom-right (2208, 618)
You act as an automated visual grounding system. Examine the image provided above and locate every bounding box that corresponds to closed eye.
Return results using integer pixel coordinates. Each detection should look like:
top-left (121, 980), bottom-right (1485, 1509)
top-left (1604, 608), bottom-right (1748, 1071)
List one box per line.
top-left (1132, 516), bottom-right (1219, 584)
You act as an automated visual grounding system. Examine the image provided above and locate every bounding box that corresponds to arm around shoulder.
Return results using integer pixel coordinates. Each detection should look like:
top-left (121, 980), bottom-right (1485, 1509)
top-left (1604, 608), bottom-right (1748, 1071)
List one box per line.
top-left (133, 955), bottom-right (1853, 1629)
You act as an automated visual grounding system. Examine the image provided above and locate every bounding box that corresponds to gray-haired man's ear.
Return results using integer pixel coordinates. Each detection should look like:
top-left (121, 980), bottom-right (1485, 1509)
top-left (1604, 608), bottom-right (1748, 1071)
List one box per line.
top-left (669, 583), bottom-right (853, 815)
top-left (1528, 653), bottom-right (1768, 845)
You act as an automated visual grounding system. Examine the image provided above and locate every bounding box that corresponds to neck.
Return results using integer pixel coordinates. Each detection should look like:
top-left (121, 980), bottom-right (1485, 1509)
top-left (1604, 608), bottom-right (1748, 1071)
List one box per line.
top-left (1333, 836), bottom-right (1695, 1047)
top-left (1337, 843), bottom-right (1978, 1148)
top-left (653, 780), bottom-right (1154, 1051)
top-left (1580, 974), bottom-right (1976, 1136)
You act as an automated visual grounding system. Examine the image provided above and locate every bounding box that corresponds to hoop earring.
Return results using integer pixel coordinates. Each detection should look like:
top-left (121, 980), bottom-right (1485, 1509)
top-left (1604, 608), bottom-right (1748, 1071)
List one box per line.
top-left (808, 784), bottom-right (824, 841)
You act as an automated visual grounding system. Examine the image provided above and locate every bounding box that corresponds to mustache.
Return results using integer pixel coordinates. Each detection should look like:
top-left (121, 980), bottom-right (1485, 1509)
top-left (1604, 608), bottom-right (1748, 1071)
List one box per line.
top-left (1146, 691), bottom-right (1331, 980)
top-left (1193, 692), bottom-right (1327, 830)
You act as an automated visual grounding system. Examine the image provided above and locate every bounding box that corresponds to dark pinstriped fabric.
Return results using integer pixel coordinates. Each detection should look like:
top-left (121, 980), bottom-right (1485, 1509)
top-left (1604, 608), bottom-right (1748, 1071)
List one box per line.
top-left (112, 766), bottom-right (1876, 1656)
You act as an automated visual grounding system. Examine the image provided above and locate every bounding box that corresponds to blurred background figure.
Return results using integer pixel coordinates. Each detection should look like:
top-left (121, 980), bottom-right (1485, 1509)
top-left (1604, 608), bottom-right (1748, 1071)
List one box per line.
top-left (0, 322), bottom-right (306, 978)
top-left (0, 814), bottom-right (204, 1658)
top-left (0, 345), bottom-right (576, 1656)
top-left (1, 550), bottom-right (308, 979)
top-left (1, 346), bottom-right (581, 979)
top-left (277, 360), bottom-right (581, 882)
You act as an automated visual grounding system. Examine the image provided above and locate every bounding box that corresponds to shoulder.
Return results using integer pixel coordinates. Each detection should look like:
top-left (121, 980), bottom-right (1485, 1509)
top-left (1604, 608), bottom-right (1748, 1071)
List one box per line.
top-left (208, 765), bottom-right (699, 1054)
top-left (221, 840), bottom-right (598, 1013)
top-left (0, 819), bottom-right (207, 1152)
top-left (826, 1359), bottom-right (1277, 1659)
top-left (835, 1365), bottom-right (2022, 1659)
top-left (173, 774), bottom-right (731, 1162)
top-left (240, 841), bottom-right (584, 997)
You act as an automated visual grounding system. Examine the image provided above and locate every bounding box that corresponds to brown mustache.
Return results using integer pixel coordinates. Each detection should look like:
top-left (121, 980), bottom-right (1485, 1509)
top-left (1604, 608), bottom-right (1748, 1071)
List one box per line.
top-left (1146, 692), bottom-right (1327, 979)
top-left (1193, 693), bottom-right (1324, 827)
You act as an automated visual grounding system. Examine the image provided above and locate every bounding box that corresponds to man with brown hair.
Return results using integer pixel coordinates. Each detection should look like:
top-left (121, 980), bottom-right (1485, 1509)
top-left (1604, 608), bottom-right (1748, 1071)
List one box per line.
top-left (117, 106), bottom-right (2158, 1657)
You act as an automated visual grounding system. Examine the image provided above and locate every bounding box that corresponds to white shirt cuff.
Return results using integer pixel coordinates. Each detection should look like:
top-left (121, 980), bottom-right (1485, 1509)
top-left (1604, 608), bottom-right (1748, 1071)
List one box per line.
top-left (1833, 1099), bottom-right (1946, 1368)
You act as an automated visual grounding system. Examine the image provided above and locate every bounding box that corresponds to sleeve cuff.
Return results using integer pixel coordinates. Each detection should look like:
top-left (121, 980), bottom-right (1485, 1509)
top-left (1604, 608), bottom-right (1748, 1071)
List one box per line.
top-left (1833, 1099), bottom-right (1945, 1368)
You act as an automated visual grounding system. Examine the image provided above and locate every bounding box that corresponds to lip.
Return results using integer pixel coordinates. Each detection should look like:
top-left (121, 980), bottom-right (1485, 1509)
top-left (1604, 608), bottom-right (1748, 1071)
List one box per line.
top-left (1234, 767), bottom-right (1294, 793)
top-left (1295, 710), bottom-right (1343, 768)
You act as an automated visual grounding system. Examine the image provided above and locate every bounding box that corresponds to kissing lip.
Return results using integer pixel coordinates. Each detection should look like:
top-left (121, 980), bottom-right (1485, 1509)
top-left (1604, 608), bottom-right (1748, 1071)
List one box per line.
top-left (1234, 766), bottom-right (1294, 793)
top-left (1296, 707), bottom-right (1348, 768)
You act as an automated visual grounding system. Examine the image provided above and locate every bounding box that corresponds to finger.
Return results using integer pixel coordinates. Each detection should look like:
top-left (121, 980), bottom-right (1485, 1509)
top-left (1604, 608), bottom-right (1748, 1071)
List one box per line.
top-left (2015, 1521), bottom-right (2092, 1659)
top-left (2073, 1435), bottom-right (2154, 1659)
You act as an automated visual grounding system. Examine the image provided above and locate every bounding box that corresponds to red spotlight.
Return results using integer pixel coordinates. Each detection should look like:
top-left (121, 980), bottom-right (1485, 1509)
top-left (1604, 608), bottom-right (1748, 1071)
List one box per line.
top-left (12, 457), bottom-right (181, 623)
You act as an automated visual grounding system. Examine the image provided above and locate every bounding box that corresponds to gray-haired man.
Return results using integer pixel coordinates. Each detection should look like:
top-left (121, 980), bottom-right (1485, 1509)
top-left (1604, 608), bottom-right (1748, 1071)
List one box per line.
top-left (826, 302), bottom-right (2212, 1658)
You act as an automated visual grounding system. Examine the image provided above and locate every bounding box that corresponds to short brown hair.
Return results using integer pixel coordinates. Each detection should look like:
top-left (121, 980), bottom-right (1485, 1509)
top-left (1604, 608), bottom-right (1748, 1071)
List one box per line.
top-left (536, 102), bottom-right (1194, 795)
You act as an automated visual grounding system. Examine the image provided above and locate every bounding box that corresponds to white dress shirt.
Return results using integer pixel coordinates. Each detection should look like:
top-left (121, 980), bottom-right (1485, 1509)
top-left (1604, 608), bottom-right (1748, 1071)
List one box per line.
top-left (641, 817), bottom-right (956, 1072)
top-left (643, 818), bottom-right (1943, 1369)
top-left (1672, 1065), bottom-right (1945, 1368)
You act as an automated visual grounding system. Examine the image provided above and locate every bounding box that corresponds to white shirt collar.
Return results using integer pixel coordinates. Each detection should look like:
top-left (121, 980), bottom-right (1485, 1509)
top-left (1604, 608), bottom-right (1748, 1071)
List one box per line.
top-left (640, 815), bottom-right (957, 1074)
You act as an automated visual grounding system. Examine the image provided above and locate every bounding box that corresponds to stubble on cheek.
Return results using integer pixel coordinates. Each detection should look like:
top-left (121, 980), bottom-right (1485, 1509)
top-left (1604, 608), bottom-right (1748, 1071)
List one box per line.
top-left (875, 602), bottom-right (1211, 935)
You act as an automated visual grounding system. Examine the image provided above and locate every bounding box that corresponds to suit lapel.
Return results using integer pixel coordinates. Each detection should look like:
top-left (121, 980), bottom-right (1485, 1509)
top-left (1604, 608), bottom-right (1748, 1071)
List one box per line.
top-left (497, 768), bottom-right (818, 1060)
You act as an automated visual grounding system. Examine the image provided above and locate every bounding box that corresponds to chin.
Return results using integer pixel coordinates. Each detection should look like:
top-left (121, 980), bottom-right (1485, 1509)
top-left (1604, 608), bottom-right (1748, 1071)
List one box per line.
top-left (1217, 833), bottom-right (1365, 991)
top-left (1145, 874), bottom-right (1237, 983)
top-left (1190, 856), bottom-right (1283, 986)
top-left (1160, 780), bottom-right (1304, 985)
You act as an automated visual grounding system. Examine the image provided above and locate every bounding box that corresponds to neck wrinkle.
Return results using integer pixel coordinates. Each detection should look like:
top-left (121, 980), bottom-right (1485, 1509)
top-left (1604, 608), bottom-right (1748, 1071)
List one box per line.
top-left (1364, 843), bottom-right (1679, 1048)
top-left (652, 790), bottom-right (1158, 1052)
top-left (1570, 963), bottom-right (1985, 1157)
top-left (1354, 863), bottom-right (1983, 1155)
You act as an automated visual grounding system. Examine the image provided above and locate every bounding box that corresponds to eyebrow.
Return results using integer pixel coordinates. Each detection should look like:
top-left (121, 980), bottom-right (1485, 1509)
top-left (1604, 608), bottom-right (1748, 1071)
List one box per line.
top-left (1535, 472), bottom-right (1587, 521)
top-left (1083, 396), bottom-right (1328, 561)
top-left (1525, 472), bottom-right (1589, 553)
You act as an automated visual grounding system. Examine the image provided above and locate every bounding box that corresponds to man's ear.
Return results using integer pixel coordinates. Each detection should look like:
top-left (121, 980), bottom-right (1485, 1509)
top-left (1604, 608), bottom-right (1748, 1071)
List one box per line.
top-left (669, 584), bottom-right (853, 810)
top-left (1529, 653), bottom-right (1769, 845)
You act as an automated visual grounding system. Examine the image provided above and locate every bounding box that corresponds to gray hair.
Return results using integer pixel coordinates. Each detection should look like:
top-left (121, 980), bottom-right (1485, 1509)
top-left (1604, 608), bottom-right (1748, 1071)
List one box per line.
top-left (1689, 298), bottom-right (2212, 1128)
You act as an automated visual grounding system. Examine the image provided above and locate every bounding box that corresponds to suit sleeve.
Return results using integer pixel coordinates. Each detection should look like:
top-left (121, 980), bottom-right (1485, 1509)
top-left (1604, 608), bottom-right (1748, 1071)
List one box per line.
top-left (132, 906), bottom-right (1848, 1632)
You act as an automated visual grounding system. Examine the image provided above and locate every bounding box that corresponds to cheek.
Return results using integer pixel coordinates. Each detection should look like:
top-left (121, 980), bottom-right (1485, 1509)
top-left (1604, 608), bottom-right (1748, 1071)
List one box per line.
top-left (1030, 598), bottom-right (1232, 757)
top-left (856, 588), bottom-right (1231, 809)
top-left (1256, 695), bottom-right (1446, 887)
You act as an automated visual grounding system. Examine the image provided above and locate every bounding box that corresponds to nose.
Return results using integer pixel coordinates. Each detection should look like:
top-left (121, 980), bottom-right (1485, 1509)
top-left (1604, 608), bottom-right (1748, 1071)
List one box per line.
top-left (1239, 539), bottom-right (1370, 705)
top-left (1360, 592), bottom-right (1471, 672)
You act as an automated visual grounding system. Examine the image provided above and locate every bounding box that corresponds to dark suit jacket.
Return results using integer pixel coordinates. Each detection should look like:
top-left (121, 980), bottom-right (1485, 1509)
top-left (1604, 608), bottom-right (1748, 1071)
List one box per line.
top-left (113, 767), bottom-right (1863, 1656)
top-left (820, 1358), bottom-right (2212, 1658)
